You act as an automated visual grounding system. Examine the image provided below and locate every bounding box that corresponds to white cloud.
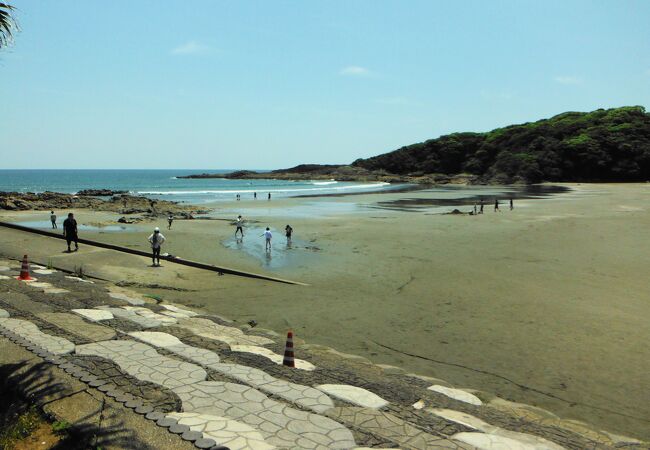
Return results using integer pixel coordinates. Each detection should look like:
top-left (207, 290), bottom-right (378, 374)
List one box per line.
top-left (554, 75), bottom-right (583, 85)
top-left (339, 66), bottom-right (371, 76)
top-left (171, 40), bottom-right (210, 56)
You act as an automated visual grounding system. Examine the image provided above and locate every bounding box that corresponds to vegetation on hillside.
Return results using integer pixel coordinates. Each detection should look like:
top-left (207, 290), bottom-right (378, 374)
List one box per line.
top-left (353, 106), bottom-right (650, 183)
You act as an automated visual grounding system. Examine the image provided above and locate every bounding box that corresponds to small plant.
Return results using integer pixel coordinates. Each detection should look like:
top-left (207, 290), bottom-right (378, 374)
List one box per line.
top-left (143, 294), bottom-right (162, 303)
top-left (51, 420), bottom-right (71, 435)
top-left (47, 258), bottom-right (54, 270)
top-left (73, 265), bottom-right (84, 278)
top-left (0, 407), bottom-right (42, 448)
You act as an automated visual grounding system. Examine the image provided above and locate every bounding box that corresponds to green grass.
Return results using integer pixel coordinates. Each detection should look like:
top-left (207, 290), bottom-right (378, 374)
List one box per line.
top-left (0, 407), bottom-right (43, 449)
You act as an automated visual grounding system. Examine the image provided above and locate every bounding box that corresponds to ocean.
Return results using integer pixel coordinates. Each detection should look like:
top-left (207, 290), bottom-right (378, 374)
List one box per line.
top-left (0, 170), bottom-right (398, 204)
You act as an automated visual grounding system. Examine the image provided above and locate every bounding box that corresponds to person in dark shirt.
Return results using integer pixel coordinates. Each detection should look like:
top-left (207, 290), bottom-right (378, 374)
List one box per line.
top-left (285, 224), bottom-right (293, 242)
top-left (62, 213), bottom-right (79, 252)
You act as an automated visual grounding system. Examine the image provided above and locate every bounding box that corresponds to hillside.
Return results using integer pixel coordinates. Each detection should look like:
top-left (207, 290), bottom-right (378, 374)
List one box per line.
top-left (352, 106), bottom-right (650, 183)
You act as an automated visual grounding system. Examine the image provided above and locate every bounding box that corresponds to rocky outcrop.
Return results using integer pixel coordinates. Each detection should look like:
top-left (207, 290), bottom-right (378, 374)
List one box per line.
top-left (76, 189), bottom-right (128, 196)
top-left (0, 192), bottom-right (210, 217)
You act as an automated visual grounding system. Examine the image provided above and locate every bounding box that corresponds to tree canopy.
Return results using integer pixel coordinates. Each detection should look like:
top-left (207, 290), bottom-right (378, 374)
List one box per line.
top-left (353, 106), bottom-right (650, 183)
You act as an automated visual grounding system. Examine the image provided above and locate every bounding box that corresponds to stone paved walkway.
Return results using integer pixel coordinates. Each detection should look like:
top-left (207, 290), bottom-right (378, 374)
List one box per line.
top-left (0, 259), bottom-right (645, 450)
top-left (0, 317), bottom-right (75, 354)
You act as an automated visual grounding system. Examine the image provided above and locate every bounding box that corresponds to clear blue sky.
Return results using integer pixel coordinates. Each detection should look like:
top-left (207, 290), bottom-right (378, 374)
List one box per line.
top-left (2, 0), bottom-right (649, 169)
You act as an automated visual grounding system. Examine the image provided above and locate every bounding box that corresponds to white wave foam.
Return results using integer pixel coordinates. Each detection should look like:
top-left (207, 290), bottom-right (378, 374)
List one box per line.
top-left (312, 181), bottom-right (338, 185)
top-left (138, 182), bottom-right (390, 196)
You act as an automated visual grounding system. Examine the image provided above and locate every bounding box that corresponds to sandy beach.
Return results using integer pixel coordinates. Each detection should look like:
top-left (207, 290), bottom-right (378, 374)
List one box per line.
top-left (1, 183), bottom-right (649, 441)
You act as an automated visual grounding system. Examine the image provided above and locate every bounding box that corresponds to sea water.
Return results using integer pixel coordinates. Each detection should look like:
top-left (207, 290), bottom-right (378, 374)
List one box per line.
top-left (0, 169), bottom-right (397, 204)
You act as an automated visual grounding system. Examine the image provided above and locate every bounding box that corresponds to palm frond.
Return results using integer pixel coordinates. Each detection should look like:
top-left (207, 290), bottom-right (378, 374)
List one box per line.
top-left (0, 3), bottom-right (17, 49)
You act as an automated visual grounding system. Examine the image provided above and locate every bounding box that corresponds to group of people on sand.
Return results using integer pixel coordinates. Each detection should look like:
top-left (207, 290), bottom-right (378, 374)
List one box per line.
top-left (472, 198), bottom-right (514, 215)
top-left (49, 209), bottom-right (170, 266)
top-left (234, 214), bottom-right (292, 251)
top-left (236, 192), bottom-right (272, 201)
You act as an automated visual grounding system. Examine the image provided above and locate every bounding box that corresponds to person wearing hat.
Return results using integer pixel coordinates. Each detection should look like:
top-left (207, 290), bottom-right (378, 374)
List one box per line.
top-left (148, 227), bottom-right (166, 266)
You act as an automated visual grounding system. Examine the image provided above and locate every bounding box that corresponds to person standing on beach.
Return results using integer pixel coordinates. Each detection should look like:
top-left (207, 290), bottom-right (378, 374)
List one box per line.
top-left (494, 198), bottom-right (500, 212)
top-left (261, 227), bottom-right (272, 251)
top-left (50, 211), bottom-right (57, 229)
top-left (254, 192), bottom-right (257, 199)
top-left (148, 227), bottom-right (166, 266)
top-left (473, 203), bottom-right (477, 215)
top-left (479, 200), bottom-right (484, 214)
top-left (235, 215), bottom-right (244, 238)
top-left (167, 214), bottom-right (174, 230)
top-left (285, 224), bottom-right (293, 242)
top-left (509, 198), bottom-right (514, 210)
top-left (62, 213), bottom-right (78, 252)
top-left (267, 192), bottom-right (271, 201)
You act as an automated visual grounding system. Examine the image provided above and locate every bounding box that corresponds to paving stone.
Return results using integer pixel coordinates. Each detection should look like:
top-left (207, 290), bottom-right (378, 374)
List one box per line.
top-left (37, 312), bottom-right (116, 341)
top-left (0, 318), bottom-right (74, 354)
top-left (72, 308), bottom-right (114, 322)
top-left (208, 362), bottom-right (334, 414)
top-left (169, 423), bottom-right (191, 434)
top-left (146, 411), bottom-right (166, 421)
top-left (108, 291), bottom-right (146, 305)
top-left (327, 407), bottom-right (474, 450)
top-left (0, 275), bottom-right (10, 280)
top-left (172, 381), bottom-right (355, 449)
top-left (65, 276), bottom-right (94, 283)
top-left (125, 399), bottom-right (143, 409)
top-left (122, 306), bottom-right (178, 325)
top-left (128, 332), bottom-right (333, 414)
top-left (316, 384), bottom-right (389, 409)
top-left (169, 413), bottom-right (275, 450)
top-left (452, 431), bottom-right (564, 450)
top-left (181, 430), bottom-right (203, 441)
top-left (430, 409), bottom-right (565, 450)
top-left (96, 306), bottom-right (162, 328)
top-left (195, 438), bottom-right (218, 449)
top-left (129, 331), bottom-right (221, 365)
top-left (26, 282), bottom-right (51, 289)
top-left (178, 317), bottom-right (274, 346)
top-left (76, 340), bottom-right (208, 389)
top-left (0, 265), bottom-right (11, 271)
top-left (0, 308), bottom-right (8, 318)
top-left (157, 417), bottom-right (178, 427)
top-left (135, 404), bottom-right (155, 415)
top-left (160, 303), bottom-right (199, 318)
top-left (428, 385), bottom-right (483, 406)
top-left (44, 288), bottom-right (70, 294)
top-left (230, 344), bottom-right (316, 371)
top-left (33, 268), bottom-right (57, 275)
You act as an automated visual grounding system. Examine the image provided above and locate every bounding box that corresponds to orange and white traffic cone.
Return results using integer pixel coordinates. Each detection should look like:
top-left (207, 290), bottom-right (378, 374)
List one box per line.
top-left (283, 330), bottom-right (295, 368)
top-left (16, 255), bottom-right (35, 281)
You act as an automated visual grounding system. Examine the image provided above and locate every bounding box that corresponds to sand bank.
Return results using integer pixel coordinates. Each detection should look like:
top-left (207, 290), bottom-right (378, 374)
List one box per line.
top-left (1, 183), bottom-right (649, 440)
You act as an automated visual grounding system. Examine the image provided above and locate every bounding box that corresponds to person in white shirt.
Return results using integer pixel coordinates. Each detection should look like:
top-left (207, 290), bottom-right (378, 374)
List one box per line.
top-left (50, 211), bottom-right (57, 229)
top-left (148, 227), bottom-right (166, 266)
top-left (261, 227), bottom-right (272, 251)
top-left (235, 215), bottom-right (244, 238)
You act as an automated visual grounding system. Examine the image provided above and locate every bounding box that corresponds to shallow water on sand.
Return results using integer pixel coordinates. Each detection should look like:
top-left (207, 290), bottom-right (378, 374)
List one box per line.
top-left (221, 227), bottom-right (319, 269)
top-left (11, 220), bottom-right (131, 232)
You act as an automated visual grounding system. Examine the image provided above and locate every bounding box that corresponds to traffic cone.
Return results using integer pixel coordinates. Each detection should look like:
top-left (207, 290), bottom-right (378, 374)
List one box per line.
top-left (282, 330), bottom-right (295, 368)
top-left (16, 255), bottom-right (34, 281)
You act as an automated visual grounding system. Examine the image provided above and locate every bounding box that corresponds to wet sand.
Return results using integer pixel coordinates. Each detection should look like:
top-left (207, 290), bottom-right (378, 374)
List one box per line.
top-left (1, 183), bottom-right (649, 440)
